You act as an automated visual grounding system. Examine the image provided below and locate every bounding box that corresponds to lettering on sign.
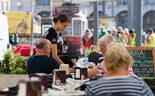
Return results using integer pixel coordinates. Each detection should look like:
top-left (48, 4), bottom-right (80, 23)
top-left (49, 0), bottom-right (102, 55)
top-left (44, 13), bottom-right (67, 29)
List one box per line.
top-left (129, 50), bottom-right (144, 58)
top-left (128, 49), bottom-right (154, 77)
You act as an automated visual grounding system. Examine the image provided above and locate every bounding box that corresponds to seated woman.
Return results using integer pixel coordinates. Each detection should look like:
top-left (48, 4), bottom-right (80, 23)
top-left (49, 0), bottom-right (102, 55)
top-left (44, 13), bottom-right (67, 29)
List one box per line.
top-left (85, 43), bottom-right (154, 96)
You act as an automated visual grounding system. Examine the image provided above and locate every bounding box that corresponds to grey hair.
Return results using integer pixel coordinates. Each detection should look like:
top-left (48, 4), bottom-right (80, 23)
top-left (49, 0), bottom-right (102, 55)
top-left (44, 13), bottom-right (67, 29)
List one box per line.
top-left (36, 38), bottom-right (51, 49)
top-left (97, 34), bottom-right (115, 47)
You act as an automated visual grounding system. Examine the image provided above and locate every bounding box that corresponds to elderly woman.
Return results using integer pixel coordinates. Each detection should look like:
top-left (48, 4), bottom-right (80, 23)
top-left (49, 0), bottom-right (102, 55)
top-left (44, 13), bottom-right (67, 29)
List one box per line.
top-left (85, 43), bottom-right (154, 96)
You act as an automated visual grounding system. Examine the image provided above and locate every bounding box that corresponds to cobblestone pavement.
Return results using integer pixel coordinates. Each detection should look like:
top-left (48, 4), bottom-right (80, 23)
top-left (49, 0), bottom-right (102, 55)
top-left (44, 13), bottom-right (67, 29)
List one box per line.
top-left (0, 74), bottom-right (29, 90)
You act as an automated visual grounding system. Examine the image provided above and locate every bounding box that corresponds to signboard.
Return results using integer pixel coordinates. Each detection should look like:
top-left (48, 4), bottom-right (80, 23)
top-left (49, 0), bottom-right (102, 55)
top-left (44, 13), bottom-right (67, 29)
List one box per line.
top-left (55, 6), bottom-right (79, 14)
top-left (127, 47), bottom-right (155, 77)
top-left (6, 12), bottom-right (32, 35)
top-left (41, 19), bottom-right (53, 36)
top-left (99, 17), bottom-right (116, 30)
top-left (88, 17), bottom-right (116, 30)
top-left (53, 0), bottom-right (64, 3)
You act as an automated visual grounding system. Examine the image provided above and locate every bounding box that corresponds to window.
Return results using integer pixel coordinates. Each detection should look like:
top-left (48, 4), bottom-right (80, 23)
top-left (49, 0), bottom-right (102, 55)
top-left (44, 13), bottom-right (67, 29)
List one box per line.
top-left (143, 11), bottom-right (155, 31)
top-left (144, 0), bottom-right (155, 5)
top-left (62, 23), bottom-right (72, 36)
top-left (73, 20), bottom-right (81, 35)
top-left (1, 1), bottom-right (4, 11)
top-left (6, 2), bottom-right (8, 11)
top-left (116, 11), bottom-right (128, 28)
top-left (144, 12), bottom-right (155, 25)
top-left (117, 0), bottom-right (128, 5)
top-left (36, 0), bottom-right (50, 5)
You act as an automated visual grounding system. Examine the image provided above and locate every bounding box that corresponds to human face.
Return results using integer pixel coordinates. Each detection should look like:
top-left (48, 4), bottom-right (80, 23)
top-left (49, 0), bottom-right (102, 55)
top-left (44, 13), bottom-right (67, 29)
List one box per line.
top-left (99, 43), bottom-right (107, 56)
top-left (58, 21), bottom-right (69, 31)
top-left (44, 44), bottom-right (51, 56)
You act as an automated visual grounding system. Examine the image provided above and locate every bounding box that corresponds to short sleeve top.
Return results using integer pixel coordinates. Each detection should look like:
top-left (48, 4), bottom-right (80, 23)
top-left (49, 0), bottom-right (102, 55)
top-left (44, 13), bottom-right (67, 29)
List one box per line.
top-left (27, 55), bottom-right (60, 74)
top-left (95, 61), bottom-right (136, 76)
top-left (43, 27), bottom-right (58, 44)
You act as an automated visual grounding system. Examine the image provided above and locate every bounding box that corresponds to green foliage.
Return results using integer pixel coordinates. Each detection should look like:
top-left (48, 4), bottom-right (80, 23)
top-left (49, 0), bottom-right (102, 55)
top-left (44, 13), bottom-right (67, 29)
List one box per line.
top-left (0, 50), bottom-right (28, 74)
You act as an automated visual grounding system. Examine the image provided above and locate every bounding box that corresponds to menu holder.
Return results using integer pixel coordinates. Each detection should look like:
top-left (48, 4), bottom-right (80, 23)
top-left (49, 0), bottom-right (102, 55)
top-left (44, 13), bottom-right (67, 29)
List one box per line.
top-left (17, 80), bottom-right (42, 96)
top-left (75, 67), bottom-right (81, 80)
top-left (53, 69), bottom-right (67, 85)
top-left (29, 73), bottom-right (48, 93)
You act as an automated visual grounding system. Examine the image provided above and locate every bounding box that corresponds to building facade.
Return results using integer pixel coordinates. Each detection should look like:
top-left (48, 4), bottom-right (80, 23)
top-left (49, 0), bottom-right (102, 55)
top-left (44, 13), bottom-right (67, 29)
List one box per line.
top-left (81, 0), bottom-right (155, 31)
top-left (9, 0), bottom-right (62, 18)
top-left (2, 0), bottom-right (155, 31)
top-left (0, 0), bottom-right (10, 13)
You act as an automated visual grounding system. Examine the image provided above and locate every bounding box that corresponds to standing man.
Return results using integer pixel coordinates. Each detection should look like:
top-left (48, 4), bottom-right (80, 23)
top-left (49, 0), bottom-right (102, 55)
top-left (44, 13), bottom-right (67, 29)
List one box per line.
top-left (146, 28), bottom-right (155, 47)
top-left (129, 29), bottom-right (136, 47)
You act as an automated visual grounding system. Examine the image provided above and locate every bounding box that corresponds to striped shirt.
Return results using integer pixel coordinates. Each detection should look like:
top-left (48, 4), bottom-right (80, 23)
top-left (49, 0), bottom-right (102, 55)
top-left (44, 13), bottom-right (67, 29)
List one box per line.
top-left (95, 57), bottom-right (135, 76)
top-left (85, 76), bottom-right (154, 96)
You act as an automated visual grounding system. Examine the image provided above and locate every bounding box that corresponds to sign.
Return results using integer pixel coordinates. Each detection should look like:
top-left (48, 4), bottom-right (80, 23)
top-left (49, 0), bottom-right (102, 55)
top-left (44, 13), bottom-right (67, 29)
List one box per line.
top-left (127, 47), bottom-right (155, 77)
top-left (6, 12), bottom-right (32, 35)
top-left (55, 6), bottom-right (79, 14)
top-left (99, 17), bottom-right (116, 30)
top-left (53, 0), bottom-right (64, 3)
top-left (41, 19), bottom-right (53, 36)
top-left (87, 17), bottom-right (116, 30)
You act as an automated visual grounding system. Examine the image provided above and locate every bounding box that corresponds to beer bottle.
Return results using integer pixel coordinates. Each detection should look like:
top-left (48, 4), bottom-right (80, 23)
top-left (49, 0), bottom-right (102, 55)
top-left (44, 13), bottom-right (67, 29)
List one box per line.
top-left (16, 13), bottom-right (28, 34)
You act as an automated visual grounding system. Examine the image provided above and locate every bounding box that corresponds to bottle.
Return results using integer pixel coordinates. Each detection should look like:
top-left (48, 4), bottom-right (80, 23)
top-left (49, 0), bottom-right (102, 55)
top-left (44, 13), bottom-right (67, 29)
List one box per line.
top-left (75, 67), bottom-right (81, 80)
top-left (83, 48), bottom-right (89, 67)
top-left (57, 33), bottom-right (64, 53)
top-left (16, 13), bottom-right (28, 34)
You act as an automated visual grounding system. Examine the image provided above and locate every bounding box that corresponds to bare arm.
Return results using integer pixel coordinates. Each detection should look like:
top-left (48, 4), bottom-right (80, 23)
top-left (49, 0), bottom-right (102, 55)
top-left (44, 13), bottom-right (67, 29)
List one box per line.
top-left (147, 35), bottom-right (151, 43)
top-left (88, 68), bottom-right (99, 78)
top-left (51, 44), bottom-right (64, 64)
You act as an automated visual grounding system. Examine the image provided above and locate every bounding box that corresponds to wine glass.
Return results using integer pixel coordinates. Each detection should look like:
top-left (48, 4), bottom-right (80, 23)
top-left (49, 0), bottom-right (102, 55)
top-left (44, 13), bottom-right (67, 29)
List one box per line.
top-left (80, 75), bottom-right (85, 84)
top-left (70, 73), bottom-right (75, 79)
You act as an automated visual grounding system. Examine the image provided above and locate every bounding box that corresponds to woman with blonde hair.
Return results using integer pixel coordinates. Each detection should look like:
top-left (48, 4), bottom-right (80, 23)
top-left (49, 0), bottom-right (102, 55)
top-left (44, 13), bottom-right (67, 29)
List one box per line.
top-left (85, 43), bottom-right (154, 96)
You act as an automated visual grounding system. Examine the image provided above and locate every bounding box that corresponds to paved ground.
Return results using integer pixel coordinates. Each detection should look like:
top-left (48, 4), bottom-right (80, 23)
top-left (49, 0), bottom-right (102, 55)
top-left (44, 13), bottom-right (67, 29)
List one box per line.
top-left (0, 74), bottom-right (29, 90)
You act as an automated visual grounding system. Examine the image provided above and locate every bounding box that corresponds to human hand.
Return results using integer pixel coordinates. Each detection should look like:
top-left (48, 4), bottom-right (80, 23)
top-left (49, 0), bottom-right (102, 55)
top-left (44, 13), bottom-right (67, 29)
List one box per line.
top-left (69, 68), bottom-right (75, 73)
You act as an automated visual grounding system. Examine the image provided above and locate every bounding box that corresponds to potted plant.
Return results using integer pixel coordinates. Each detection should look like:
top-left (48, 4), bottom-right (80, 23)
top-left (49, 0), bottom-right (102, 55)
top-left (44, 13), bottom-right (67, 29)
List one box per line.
top-left (0, 49), bottom-right (28, 74)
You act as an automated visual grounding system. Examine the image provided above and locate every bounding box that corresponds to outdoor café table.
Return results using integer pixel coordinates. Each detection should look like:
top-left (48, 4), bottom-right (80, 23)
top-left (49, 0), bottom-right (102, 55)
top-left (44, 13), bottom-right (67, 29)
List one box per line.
top-left (42, 78), bottom-right (87, 96)
top-left (42, 88), bottom-right (85, 96)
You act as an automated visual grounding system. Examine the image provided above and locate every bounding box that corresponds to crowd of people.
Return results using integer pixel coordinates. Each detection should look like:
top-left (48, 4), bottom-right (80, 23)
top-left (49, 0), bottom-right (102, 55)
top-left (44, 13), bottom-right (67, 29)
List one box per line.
top-left (83, 26), bottom-right (155, 50)
top-left (26, 14), bottom-right (154, 95)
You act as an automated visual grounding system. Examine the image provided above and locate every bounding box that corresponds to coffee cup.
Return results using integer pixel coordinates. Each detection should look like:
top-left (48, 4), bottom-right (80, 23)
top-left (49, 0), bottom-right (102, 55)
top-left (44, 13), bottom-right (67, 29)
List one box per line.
top-left (87, 62), bottom-right (95, 69)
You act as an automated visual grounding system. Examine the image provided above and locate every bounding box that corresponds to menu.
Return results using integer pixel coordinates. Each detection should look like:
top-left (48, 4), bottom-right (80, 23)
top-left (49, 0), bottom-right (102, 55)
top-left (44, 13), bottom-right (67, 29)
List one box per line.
top-left (127, 47), bottom-right (155, 77)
